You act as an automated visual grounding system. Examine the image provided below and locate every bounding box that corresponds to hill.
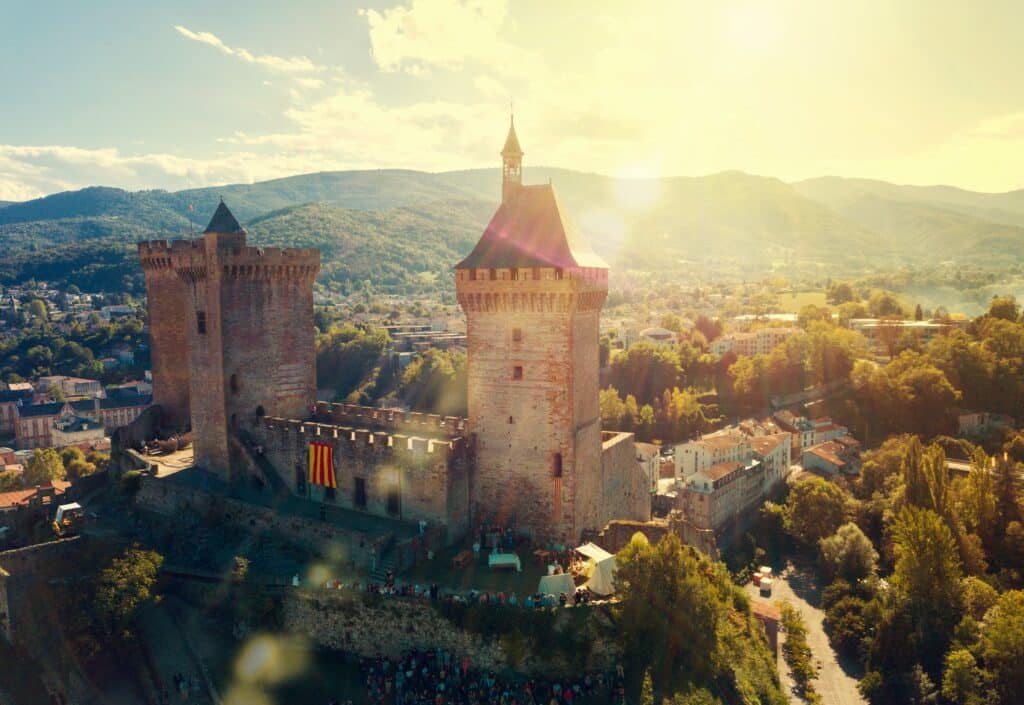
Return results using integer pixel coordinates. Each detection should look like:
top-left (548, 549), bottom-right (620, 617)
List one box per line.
top-left (3, 167), bottom-right (1024, 293)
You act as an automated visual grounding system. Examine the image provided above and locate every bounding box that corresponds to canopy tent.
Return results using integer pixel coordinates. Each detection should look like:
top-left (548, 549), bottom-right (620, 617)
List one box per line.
top-left (538, 573), bottom-right (574, 597)
top-left (575, 542), bottom-right (617, 596)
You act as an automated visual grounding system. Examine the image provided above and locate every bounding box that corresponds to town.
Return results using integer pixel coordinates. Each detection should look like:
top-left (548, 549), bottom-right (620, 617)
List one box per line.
top-left (4, 4), bottom-right (1024, 705)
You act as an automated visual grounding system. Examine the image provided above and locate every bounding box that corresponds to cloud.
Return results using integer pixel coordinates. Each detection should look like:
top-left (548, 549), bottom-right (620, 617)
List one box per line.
top-left (360, 0), bottom-right (538, 76)
top-left (173, 25), bottom-right (324, 74)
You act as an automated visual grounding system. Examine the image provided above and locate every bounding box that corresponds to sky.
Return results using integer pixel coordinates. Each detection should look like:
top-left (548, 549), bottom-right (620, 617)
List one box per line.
top-left (3, 0), bottom-right (1024, 201)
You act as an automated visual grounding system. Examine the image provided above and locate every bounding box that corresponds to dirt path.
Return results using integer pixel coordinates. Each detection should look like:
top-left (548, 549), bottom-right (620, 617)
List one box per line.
top-left (746, 562), bottom-right (866, 705)
top-left (137, 602), bottom-right (215, 704)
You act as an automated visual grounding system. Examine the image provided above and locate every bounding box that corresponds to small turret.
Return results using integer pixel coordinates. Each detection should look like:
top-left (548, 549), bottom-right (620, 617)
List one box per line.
top-left (501, 115), bottom-right (523, 205)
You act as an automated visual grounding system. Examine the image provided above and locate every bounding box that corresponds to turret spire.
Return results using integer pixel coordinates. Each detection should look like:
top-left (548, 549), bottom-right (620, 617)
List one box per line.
top-left (501, 114), bottom-right (523, 204)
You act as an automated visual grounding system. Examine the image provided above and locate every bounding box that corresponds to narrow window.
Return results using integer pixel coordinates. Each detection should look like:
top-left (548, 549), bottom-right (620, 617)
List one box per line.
top-left (489, 269), bottom-right (497, 281)
top-left (553, 452), bottom-right (563, 478)
top-left (196, 310), bottom-right (207, 335)
top-left (511, 268), bottom-right (519, 280)
top-left (354, 477), bottom-right (367, 509)
top-left (513, 365), bottom-right (523, 380)
top-left (554, 268), bottom-right (564, 280)
top-left (508, 416), bottom-right (514, 424)
top-left (230, 373), bottom-right (239, 395)
top-left (512, 327), bottom-right (522, 342)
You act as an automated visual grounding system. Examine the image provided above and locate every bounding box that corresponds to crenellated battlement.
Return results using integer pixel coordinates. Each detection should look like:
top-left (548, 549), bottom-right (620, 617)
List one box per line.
top-left (312, 402), bottom-right (467, 437)
top-left (259, 415), bottom-right (468, 459)
top-left (138, 234), bottom-right (320, 284)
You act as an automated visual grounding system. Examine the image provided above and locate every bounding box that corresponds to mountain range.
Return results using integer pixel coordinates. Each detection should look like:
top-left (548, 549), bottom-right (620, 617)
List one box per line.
top-left (1, 168), bottom-right (1022, 293)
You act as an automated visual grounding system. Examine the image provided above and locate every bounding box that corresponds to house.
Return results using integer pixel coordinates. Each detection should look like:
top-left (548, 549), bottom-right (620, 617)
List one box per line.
top-left (0, 388), bottom-right (32, 435)
top-left (773, 410), bottom-right (816, 459)
top-left (0, 480), bottom-right (72, 514)
top-left (680, 459), bottom-right (766, 533)
top-left (958, 411), bottom-right (1014, 437)
top-left (36, 375), bottom-right (103, 399)
top-left (751, 433), bottom-right (793, 492)
top-left (13, 391), bottom-right (150, 449)
top-left (711, 327), bottom-right (803, 357)
top-left (51, 414), bottom-right (105, 448)
top-left (803, 438), bottom-right (861, 476)
top-left (674, 429), bottom-right (751, 481)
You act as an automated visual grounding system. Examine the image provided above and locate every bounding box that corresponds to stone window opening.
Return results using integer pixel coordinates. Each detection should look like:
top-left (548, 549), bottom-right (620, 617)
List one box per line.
top-left (508, 415), bottom-right (514, 424)
top-left (513, 365), bottom-right (523, 380)
top-left (554, 268), bottom-right (564, 280)
top-left (230, 373), bottom-right (239, 395)
top-left (553, 452), bottom-right (563, 478)
top-left (196, 310), bottom-right (207, 335)
top-left (512, 327), bottom-right (522, 342)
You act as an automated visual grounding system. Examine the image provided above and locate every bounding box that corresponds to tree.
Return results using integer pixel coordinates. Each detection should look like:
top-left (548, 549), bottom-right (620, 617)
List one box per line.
top-left (987, 296), bottom-right (1020, 323)
top-left (24, 448), bottom-right (66, 486)
top-left (785, 476), bottom-right (847, 546)
top-left (981, 590), bottom-right (1024, 703)
top-left (819, 522), bottom-right (878, 583)
top-left (92, 546), bottom-right (163, 635)
top-left (399, 348), bottom-right (468, 416)
top-left (914, 304), bottom-right (924, 321)
top-left (0, 470), bottom-right (22, 491)
top-left (615, 533), bottom-right (722, 694)
top-left (60, 446), bottom-right (85, 469)
top-left (868, 290), bottom-right (904, 318)
top-left (27, 298), bottom-right (48, 321)
top-left (608, 342), bottom-right (682, 405)
top-left (891, 506), bottom-right (963, 672)
top-left (67, 458), bottom-right (97, 480)
top-left (780, 602), bottom-right (820, 701)
top-left (941, 649), bottom-right (984, 705)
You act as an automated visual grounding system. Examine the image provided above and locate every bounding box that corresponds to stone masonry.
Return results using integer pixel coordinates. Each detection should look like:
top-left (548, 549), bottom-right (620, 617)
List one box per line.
top-left (138, 202), bottom-right (319, 479)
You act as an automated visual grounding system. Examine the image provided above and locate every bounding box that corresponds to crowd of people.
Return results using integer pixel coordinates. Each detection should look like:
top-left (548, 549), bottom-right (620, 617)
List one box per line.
top-left (342, 649), bottom-right (627, 705)
top-left (312, 573), bottom-right (597, 609)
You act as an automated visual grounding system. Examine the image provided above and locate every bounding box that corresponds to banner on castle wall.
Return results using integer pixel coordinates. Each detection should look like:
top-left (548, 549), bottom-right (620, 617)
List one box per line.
top-left (308, 441), bottom-right (337, 489)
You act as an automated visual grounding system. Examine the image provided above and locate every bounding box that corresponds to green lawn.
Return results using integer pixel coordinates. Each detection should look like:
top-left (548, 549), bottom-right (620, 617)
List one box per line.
top-left (400, 543), bottom-right (552, 597)
top-left (777, 291), bottom-right (830, 313)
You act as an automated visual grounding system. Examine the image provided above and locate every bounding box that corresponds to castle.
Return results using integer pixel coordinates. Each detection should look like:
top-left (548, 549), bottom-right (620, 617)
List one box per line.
top-left (139, 122), bottom-right (649, 544)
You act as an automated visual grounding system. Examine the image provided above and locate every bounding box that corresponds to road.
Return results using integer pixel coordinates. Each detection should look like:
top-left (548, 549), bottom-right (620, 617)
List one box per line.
top-left (746, 561), bottom-right (866, 705)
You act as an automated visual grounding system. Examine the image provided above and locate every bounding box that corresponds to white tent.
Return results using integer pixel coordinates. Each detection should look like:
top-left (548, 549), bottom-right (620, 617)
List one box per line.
top-left (538, 573), bottom-right (574, 596)
top-left (575, 542), bottom-right (617, 596)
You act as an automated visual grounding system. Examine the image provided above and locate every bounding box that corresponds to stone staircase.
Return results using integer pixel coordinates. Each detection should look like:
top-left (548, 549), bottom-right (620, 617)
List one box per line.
top-left (232, 429), bottom-right (290, 498)
top-left (370, 537), bottom-right (399, 584)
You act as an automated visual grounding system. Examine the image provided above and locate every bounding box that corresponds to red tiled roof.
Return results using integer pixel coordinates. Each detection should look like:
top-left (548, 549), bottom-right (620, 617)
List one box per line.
top-left (0, 481), bottom-right (71, 511)
top-left (700, 461), bottom-right (745, 482)
top-left (455, 184), bottom-right (607, 270)
top-left (752, 433), bottom-right (789, 456)
top-left (805, 445), bottom-right (845, 467)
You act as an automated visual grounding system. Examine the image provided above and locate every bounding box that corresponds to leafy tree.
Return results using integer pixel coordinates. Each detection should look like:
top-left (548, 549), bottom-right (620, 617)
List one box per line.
top-left (987, 295), bottom-right (1020, 323)
top-left (399, 348), bottom-right (467, 416)
top-left (819, 522), bottom-right (878, 583)
top-left (0, 470), bottom-right (22, 491)
top-left (27, 298), bottom-right (48, 321)
top-left (92, 546), bottom-right (163, 635)
top-left (66, 458), bottom-right (97, 480)
top-left (615, 533), bottom-right (721, 695)
top-left (981, 590), bottom-right (1024, 703)
top-left (785, 476), bottom-right (847, 546)
top-left (24, 448), bottom-right (66, 486)
top-left (608, 342), bottom-right (682, 406)
top-left (868, 290), bottom-right (905, 318)
top-left (827, 282), bottom-right (856, 305)
top-left (891, 506), bottom-right (964, 672)
top-left (60, 446), bottom-right (85, 469)
top-left (960, 576), bottom-right (998, 621)
top-left (914, 304), bottom-right (924, 321)
top-left (315, 324), bottom-right (389, 400)
top-left (941, 648), bottom-right (985, 705)
top-left (780, 602), bottom-right (819, 701)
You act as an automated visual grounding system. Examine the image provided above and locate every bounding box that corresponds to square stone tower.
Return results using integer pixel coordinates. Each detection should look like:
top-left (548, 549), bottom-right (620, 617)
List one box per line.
top-left (455, 120), bottom-right (609, 543)
top-left (139, 202), bottom-right (320, 479)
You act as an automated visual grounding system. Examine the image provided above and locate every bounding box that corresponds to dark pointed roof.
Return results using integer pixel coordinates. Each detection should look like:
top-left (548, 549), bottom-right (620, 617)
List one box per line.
top-left (455, 184), bottom-right (607, 270)
top-left (204, 200), bottom-right (244, 234)
top-left (502, 119), bottom-right (523, 157)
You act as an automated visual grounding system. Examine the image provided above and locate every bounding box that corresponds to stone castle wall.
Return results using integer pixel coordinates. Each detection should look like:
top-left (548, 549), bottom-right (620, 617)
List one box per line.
top-left (138, 246), bottom-right (191, 429)
top-left (255, 414), bottom-right (472, 541)
top-left (282, 590), bottom-right (621, 677)
top-left (134, 477), bottom-right (386, 569)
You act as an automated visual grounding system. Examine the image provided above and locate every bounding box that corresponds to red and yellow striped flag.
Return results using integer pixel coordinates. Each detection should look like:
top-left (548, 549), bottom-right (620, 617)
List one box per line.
top-left (308, 441), bottom-right (337, 489)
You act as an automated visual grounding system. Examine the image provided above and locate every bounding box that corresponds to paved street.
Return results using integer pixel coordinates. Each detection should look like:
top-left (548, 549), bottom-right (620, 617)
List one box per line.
top-left (746, 561), bottom-right (866, 705)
